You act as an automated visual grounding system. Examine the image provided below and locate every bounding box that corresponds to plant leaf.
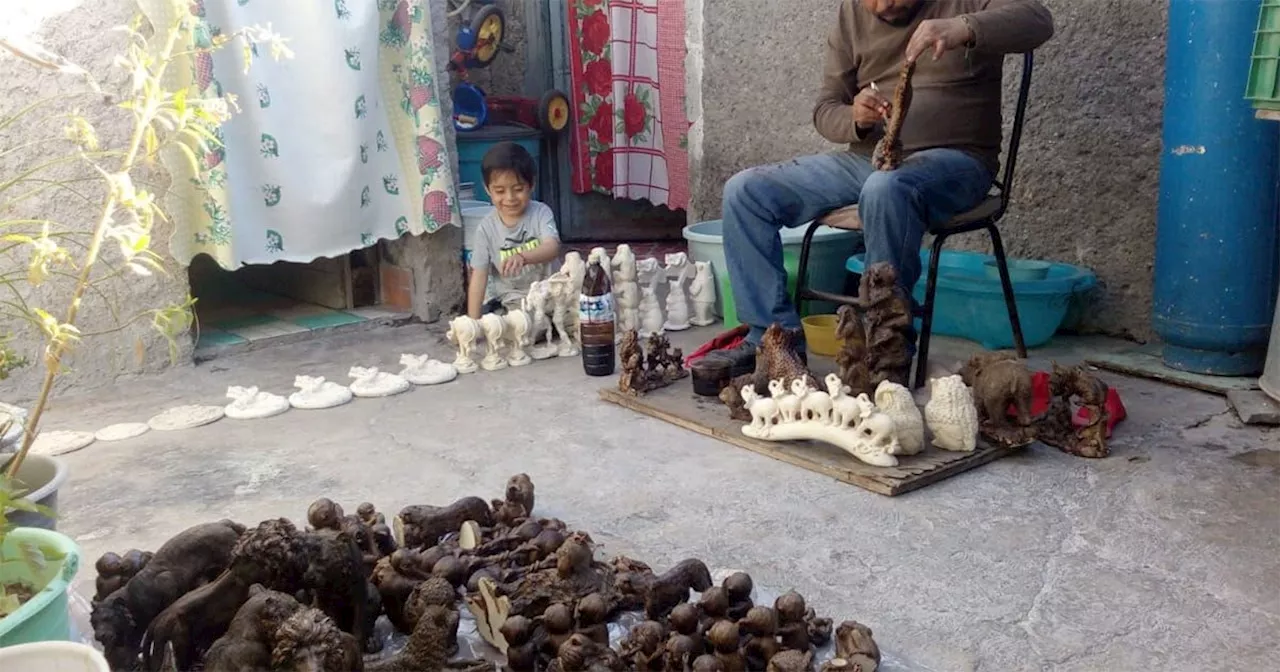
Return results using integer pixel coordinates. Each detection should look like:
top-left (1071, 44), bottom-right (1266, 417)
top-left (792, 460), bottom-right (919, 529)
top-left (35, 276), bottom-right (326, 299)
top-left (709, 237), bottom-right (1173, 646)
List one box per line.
top-left (19, 540), bottom-right (47, 571)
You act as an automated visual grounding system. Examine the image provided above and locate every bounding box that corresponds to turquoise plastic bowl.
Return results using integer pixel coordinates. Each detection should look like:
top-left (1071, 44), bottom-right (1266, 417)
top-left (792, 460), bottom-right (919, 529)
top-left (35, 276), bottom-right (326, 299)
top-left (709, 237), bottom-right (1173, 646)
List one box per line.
top-left (846, 250), bottom-right (1098, 350)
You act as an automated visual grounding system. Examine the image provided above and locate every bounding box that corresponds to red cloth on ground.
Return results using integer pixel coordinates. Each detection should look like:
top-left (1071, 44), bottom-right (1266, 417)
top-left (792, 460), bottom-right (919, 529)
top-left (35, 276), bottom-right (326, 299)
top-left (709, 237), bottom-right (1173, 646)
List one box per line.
top-left (684, 325), bottom-right (750, 366)
top-left (1018, 370), bottom-right (1127, 438)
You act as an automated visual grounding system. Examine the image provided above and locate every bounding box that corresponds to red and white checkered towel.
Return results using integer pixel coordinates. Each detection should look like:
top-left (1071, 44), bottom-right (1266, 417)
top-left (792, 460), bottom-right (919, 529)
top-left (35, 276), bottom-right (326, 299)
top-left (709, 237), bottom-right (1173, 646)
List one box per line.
top-left (566, 0), bottom-right (691, 211)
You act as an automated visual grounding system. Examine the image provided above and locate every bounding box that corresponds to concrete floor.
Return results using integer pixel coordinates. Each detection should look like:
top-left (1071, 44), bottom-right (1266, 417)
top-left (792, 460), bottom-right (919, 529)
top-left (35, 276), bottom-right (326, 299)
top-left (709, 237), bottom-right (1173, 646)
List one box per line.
top-left (28, 323), bottom-right (1280, 671)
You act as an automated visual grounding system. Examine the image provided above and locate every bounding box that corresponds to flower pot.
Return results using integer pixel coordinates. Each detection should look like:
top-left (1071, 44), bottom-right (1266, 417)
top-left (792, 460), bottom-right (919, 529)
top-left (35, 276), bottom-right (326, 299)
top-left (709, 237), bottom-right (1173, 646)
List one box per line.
top-left (4, 454), bottom-right (68, 530)
top-left (0, 527), bottom-right (81, 646)
top-left (0, 641), bottom-right (108, 669)
top-left (0, 403), bottom-right (25, 453)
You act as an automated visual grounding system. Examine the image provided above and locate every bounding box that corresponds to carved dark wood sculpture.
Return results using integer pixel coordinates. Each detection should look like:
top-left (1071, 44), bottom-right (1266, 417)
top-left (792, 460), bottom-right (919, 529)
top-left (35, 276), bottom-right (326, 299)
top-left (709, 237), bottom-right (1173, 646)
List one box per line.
top-left (835, 305), bottom-right (873, 398)
top-left (619, 329), bottom-right (690, 395)
top-left (719, 323), bottom-right (821, 419)
top-left (1037, 363), bottom-right (1111, 458)
top-left (961, 351), bottom-right (1036, 447)
top-left (872, 60), bottom-right (916, 171)
top-left (854, 263), bottom-right (913, 388)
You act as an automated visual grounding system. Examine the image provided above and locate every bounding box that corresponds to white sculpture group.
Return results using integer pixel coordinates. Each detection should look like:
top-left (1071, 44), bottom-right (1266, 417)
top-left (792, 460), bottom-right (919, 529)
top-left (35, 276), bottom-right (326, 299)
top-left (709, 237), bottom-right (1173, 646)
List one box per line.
top-left (447, 307), bottom-right (539, 374)
top-left (622, 250), bottom-right (717, 338)
top-left (740, 374), bottom-right (980, 467)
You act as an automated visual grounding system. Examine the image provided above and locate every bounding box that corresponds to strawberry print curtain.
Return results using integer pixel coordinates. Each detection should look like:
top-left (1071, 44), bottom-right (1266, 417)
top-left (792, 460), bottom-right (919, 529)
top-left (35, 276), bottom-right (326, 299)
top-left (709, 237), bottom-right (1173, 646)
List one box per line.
top-left (138, 0), bottom-right (460, 269)
top-left (567, 0), bottom-right (691, 211)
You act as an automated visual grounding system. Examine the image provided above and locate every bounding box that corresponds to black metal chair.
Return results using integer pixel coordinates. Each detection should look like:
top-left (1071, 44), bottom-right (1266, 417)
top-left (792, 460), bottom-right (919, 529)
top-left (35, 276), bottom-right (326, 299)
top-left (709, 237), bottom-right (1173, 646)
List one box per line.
top-left (793, 51), bottom-right (1035, 390)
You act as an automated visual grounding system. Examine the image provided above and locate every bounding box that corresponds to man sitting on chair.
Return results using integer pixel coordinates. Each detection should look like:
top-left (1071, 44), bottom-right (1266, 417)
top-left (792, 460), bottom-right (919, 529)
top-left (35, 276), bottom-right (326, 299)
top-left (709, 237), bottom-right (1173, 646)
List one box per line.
top-left (705, 0), bottom-right (1053, 375)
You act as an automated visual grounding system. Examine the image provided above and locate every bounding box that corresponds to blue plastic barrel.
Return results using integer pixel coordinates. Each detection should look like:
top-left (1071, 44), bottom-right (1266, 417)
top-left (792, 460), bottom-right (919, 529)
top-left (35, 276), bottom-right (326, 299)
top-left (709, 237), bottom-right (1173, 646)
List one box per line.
top-left (1154, 0), bottom-right (1280, 376)
top-left (455, 124), bottom-right (541, 204)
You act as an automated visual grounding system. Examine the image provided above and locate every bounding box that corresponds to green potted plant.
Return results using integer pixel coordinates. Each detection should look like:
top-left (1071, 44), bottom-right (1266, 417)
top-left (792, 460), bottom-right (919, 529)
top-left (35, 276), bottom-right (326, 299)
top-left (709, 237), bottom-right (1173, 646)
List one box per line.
top-left (0, 0), bottom-right (288, 644)
top-left (0, 480), bottom-right (79, 646)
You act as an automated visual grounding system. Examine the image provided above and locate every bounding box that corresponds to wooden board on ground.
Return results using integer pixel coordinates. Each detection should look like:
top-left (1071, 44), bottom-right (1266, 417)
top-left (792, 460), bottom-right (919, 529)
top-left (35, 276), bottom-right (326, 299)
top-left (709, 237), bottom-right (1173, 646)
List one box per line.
top-left (599, 385), bottom-right (1025, 497)
top-left (1087, 348), bottom-right (1260, 396)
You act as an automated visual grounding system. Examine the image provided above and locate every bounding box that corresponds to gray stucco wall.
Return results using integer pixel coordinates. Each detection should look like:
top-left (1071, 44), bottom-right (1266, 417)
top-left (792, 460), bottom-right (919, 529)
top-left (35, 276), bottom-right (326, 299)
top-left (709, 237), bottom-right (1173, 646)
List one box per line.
top-left (687, 0), bottom-right (1166, 341)
top-left (0, 0), bottom-right (464, 401)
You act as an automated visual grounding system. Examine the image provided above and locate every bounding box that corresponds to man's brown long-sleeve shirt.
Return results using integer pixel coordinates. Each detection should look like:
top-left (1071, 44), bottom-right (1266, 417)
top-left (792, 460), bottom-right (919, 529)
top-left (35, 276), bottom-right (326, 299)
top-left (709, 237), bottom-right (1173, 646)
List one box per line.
top-left (813, 0), bottom-right (1054, 175)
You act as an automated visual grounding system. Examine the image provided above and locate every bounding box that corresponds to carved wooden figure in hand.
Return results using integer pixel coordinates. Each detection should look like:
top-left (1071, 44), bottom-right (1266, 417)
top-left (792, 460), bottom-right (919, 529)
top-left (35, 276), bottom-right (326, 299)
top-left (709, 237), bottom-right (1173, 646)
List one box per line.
top-left (689, 260), bottom-right (717, 327)
top-left (742, 376), bottom-right (902, 467)
top-left (873, 59), bottom-right (916, 171)
top-left (855, 263), bottom-right (914, 388)
top-left (961, 351), bottom-right (1036, 447)
top-left (479, 312), bottom-right (509, 371)
top-left (924, 374), bottom-right (979, 452)
top-left (834, 304), bottom-right (873, 397)
top-left (446, 315), bottom-right (482, 374)
top-left (1036, 363), bottom-right (1111, 458)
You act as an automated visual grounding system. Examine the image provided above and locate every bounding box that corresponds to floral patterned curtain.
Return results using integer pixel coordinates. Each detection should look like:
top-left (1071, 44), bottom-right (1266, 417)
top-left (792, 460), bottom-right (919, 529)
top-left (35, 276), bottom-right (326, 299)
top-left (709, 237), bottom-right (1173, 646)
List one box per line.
top-left (567, 0), bottom-right (691, 210)
top-left (138, 0), bottom-right (460, 269)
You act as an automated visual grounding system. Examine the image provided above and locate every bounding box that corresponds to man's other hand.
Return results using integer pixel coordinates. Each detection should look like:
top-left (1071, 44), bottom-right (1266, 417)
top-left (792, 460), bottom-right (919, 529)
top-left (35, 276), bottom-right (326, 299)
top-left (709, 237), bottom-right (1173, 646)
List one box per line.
top-left (853, 86), bottom-right (891, 128)
top-left (905, 17), bottom-right (974, 63)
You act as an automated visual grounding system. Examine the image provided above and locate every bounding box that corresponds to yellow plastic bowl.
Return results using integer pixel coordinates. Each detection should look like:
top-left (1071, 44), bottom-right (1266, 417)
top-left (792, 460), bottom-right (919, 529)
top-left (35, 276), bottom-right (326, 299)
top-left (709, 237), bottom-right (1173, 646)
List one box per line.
top-left (801, 314), bottom-right (844, 356)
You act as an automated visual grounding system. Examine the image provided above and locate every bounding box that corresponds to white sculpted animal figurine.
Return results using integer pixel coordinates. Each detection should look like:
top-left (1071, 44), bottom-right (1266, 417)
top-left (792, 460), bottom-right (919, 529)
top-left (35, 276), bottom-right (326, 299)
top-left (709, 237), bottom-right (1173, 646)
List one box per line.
top-left (479, 312), bottom-right (509, 371)
top-left (636, 256), bottom-right (663, 295)
top-left (288, 375), bottom-right (353, 410)
top-left (589, 246), bottom-right (612, 273)
top-left (801, 377), bottom-right (833, 424)
top-left (688, 260), bottom-right (717, 327)
top-left (875, 380), bottom-right (925, 455)
top-left (769, 379), bottom-right (802, 423)
top-left (742, 377), bottom-right (900, 467)
top-left (446, 315), bottom-right (482, 374)
top-left (638, 285), bottom-right (664, 337)
top-left (612, 244), bottom-right (640, 337)
top-left (663, 259), bottom-right (692, 332)
top-left (348, 366), bottom-right (411, 398)
top-left (826, 374), bottom-right (857, 428)
top-left (925, 374), bottom-right (980, 452)
top-left (224, 385), bottom-right (290, 420)
top-left (398, 354), bottom-right (458, 385)
top-left (503, 309), bottom-right (533, 367)
top-left (524, 280), bottom-right (558, 360)
top-left (741, 384), bottom-right (780, 430)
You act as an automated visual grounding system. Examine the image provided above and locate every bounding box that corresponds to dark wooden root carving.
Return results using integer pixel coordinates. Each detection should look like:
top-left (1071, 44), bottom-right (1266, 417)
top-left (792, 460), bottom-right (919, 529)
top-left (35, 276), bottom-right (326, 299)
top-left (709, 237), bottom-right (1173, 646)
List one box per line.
top-left (873, 59), bottom-right (916, 171)
top-left (619, 330), bottom-right (689, 395)
top-left (962, 351), bottom-right (1037, 448)
top-left (719, 323), bottom-right (821, 419)
top-left (1036, 363), bottom-right (1111, 458)
top-left (854, 263), bottom-right (913, 388)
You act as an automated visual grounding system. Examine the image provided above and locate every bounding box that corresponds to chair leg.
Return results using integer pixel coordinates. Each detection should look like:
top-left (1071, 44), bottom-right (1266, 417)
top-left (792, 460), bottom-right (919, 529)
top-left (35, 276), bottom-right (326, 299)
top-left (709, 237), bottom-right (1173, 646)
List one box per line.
top-left (987, 224), bottom-right (1028, 359)
top-left (792, 220), bottom-right (821, 315)
top-left (913, 234), bottom-right (948, 390)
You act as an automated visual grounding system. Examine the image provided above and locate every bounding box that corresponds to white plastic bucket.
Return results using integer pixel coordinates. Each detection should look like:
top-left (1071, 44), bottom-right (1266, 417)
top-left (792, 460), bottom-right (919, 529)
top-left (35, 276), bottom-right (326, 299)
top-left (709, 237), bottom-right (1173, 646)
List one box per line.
top-left (0, 641), bottom-right (110, 671)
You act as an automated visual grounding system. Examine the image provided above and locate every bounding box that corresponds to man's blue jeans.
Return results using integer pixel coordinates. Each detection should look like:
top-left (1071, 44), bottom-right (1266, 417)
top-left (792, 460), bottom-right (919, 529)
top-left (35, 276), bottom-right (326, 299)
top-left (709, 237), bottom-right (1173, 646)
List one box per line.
top-left (721, 148), bottom-right (994, 346)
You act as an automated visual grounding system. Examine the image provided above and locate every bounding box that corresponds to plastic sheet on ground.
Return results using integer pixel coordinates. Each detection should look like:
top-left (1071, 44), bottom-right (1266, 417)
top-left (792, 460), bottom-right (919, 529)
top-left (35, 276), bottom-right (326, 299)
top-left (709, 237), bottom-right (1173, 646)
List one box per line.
top-left (69, 573), bottom-right (917, 671)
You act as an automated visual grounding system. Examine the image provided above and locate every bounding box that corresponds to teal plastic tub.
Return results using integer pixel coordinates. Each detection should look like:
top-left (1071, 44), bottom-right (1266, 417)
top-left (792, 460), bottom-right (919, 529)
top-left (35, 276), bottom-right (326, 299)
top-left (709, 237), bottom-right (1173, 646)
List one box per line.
top-left (846, 249), bottom-right (1097, 350)
top-left (455, 124), bottom-right (541, 204)
top-left (0, 527), bottom-right (81, 646)
top-left (683, 219), bottom-right (863, 320)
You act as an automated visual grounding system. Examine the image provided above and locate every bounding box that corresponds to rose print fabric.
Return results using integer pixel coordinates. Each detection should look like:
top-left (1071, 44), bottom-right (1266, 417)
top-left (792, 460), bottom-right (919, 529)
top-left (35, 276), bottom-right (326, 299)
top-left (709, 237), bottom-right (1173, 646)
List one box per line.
top-left (567, 0), bottom-right (690, 210)
top-left (137, 0), bottom-right (460, 269)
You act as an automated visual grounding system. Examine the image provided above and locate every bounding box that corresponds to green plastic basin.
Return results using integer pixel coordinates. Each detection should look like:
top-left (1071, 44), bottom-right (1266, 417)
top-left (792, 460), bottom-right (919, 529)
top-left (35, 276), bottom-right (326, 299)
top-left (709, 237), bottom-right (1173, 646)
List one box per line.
top-left (0, 527), bottom-right (81, 646)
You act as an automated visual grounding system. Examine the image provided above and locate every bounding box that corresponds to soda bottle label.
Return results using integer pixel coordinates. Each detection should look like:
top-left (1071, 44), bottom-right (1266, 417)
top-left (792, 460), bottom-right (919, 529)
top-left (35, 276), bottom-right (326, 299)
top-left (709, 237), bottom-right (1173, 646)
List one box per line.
top-left (579, 292), bottom-right (615, 324)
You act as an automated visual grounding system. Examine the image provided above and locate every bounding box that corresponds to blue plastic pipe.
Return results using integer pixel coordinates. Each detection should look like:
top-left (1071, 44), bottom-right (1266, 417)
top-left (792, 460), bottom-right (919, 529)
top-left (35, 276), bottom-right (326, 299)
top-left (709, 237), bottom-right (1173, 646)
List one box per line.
top-left (1154, 0), bottom-right (1280, 376)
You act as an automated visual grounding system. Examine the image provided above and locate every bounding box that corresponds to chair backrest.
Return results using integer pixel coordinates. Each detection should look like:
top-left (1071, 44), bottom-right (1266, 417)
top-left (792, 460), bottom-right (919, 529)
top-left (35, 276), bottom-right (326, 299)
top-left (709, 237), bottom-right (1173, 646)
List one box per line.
top-left (995, 51), bottom-right (1034, 217)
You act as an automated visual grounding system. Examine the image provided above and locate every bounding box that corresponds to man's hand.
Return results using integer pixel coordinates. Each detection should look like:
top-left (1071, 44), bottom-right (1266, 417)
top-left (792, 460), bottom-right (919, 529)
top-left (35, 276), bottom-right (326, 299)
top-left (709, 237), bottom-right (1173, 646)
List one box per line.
top-left (853, 86), bottom-right (891, 128)
top-left (500, 252), bottom-right (526, 277)
top-left (905, 17), bottom-right (974, 63)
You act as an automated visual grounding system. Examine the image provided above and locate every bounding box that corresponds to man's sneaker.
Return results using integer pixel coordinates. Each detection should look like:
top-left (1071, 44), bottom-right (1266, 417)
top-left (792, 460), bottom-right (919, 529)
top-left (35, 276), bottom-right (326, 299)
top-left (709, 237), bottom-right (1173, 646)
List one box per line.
top-left (702, 340), bottom-right (758, 378)
top-left (702, 340), bottom-right (808, 379)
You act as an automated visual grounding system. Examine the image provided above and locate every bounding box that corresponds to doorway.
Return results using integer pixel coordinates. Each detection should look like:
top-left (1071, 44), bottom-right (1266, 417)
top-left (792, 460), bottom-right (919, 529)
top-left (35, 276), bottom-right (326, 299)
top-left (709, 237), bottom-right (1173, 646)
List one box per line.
top-left (188, 246), bottom-right (409, 355)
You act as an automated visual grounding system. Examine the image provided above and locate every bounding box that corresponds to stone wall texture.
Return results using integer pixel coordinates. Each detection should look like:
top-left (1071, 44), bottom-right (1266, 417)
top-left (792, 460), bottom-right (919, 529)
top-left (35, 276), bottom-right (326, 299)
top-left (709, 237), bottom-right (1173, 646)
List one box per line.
top-left (687, 0), bottom-right (1167, 340)
top-left (0, 0), bottom-right (464, 401)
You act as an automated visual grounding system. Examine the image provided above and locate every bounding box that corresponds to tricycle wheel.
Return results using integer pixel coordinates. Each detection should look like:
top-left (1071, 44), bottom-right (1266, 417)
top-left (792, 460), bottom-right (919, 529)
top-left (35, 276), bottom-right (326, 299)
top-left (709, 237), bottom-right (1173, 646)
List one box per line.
top-left (538, 89), bottom-right (572, 135)
top-left (466, 5), bottom-right (505, 69)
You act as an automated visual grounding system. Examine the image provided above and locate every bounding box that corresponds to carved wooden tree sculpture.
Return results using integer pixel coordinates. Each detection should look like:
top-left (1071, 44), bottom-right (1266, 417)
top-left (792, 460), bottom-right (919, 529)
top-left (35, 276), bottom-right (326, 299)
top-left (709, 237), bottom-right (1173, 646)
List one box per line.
top-left (855, 263), bottom-right (913, 388)
top-left (1037, 363), bottom-right (1111, 458)
top-left (872, 59), bottom-right (916, 171)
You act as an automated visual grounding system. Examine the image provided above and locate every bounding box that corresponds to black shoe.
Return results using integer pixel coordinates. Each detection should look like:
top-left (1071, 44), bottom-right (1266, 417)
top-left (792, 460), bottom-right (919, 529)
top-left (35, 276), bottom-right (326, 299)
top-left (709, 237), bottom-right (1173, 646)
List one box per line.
top-left (703, 341), bottom-right (758, 378)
